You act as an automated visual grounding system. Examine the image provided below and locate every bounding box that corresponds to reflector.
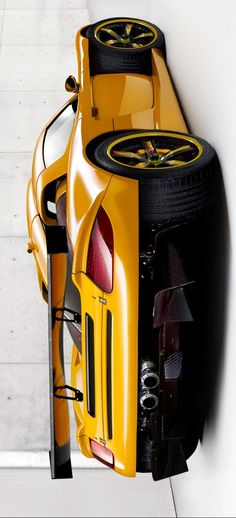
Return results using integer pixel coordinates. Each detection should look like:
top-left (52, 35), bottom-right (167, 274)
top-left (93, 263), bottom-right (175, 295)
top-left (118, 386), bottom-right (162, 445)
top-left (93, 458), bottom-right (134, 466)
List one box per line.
top-left (90, 440), bottom-right (114, 467)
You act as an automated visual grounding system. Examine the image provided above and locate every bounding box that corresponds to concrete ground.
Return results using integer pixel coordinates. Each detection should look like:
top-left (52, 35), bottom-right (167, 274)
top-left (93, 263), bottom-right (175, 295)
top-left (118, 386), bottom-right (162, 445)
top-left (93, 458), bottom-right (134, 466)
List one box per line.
top-left (0, 0), bottom-right (89, 453)
top-left (0, 468), bottom-right (176, 517)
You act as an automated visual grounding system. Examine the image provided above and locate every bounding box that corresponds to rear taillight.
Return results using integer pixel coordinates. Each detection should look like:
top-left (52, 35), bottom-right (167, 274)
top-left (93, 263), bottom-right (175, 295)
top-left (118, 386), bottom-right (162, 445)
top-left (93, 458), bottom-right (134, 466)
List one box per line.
top-left (87, 207), bottom-right (113, 292)
top-left (90, 439), bottom-right (114, 468)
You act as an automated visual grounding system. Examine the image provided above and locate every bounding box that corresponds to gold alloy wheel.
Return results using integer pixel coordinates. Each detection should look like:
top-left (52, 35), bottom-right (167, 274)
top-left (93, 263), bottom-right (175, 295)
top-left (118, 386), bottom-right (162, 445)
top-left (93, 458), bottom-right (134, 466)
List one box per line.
top-left (107, 132), bottom-right (203, 170)
top-left (94, 19), bottom-right (158, 49)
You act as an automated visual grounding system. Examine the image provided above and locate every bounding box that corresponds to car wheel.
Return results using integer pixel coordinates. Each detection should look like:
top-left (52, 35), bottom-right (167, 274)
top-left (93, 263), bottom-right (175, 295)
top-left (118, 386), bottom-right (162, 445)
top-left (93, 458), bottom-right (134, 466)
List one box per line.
top-left (86, 17), bottom-right (165, 76)
top-left (89, 130), bottom-right (221, 224)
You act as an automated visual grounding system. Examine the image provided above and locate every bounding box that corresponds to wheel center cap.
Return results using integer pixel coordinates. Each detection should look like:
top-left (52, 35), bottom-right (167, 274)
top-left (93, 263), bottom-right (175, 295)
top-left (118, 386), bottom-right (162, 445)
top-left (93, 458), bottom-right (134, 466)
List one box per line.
top-left (148, 158), bottom-right (160, 165)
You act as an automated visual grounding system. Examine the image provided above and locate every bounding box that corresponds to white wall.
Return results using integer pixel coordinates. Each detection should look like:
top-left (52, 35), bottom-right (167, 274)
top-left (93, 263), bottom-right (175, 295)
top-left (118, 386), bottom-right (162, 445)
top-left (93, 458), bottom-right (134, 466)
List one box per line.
top-left (87, 1), bottom-right (235, 516)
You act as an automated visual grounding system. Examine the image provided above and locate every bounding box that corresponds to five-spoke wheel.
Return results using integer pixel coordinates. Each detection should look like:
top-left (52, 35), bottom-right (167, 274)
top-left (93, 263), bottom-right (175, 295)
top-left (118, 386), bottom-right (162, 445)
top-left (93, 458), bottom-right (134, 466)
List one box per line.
top-left (88, 130), bottom-right (219, 224)
top-left (86, 17), bottom-right (165, 75)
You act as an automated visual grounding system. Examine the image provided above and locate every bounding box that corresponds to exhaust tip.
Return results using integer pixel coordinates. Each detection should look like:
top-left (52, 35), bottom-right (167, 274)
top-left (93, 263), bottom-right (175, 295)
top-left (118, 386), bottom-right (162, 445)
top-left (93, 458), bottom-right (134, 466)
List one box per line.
top-left (141, 360), bottom-right (160, 390)
top-left (141, 371), bottom-right (160, 389)
top-left (140, 390), bottom-right (159, 410)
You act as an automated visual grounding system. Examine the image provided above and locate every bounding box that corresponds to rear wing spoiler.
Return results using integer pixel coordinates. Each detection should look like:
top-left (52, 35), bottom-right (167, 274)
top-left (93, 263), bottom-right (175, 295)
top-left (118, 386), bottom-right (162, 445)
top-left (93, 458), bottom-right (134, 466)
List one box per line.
top-left (46, 226), bottom-right (72, 479)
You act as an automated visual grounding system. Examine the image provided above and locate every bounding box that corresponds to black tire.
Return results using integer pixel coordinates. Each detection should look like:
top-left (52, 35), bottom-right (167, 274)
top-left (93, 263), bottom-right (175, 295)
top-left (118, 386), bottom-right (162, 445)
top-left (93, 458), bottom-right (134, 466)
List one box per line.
top-left (87, 17), bottom-right (165, 76)
top-left (89, 130), bottom-right (221, 224)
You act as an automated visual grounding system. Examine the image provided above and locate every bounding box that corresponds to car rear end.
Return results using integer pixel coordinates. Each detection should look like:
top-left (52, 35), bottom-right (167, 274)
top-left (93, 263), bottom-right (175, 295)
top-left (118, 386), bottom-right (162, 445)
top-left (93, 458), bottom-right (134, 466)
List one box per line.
top-left (71, 173), bottom-right (139, 477)
top-left (72, 164), bottom-right (206, 480)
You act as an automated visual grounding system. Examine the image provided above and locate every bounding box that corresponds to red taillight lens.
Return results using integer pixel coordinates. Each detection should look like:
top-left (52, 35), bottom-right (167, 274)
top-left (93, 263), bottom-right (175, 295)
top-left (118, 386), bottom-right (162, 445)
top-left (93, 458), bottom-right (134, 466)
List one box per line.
top-left (86, 207), bottom-right (113, 293)
top-left (90, 440), bottom-right (114, 468)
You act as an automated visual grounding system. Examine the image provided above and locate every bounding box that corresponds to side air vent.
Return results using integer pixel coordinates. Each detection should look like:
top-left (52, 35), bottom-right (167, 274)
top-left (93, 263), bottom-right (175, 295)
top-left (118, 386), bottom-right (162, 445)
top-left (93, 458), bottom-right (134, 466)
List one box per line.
top-left (107, 310), bottom-right (113, 439)
top-left (86, 313), bottom-right (95, 417)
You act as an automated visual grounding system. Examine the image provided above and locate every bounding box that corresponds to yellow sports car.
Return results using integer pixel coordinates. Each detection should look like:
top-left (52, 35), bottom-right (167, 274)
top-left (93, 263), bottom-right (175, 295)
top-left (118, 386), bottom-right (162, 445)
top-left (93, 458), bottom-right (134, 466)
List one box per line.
top-left (26, 17), bottom-right (220, 481)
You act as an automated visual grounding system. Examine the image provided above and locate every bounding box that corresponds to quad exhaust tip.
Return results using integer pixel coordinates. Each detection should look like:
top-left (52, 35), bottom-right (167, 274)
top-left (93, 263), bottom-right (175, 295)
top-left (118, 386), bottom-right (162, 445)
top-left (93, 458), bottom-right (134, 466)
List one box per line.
top-left (140, 389), bottom-right (159, 410)
top-left (141, 360), bottom-right (160, 390)
top-left (139, 360), bottom-right (159, 410)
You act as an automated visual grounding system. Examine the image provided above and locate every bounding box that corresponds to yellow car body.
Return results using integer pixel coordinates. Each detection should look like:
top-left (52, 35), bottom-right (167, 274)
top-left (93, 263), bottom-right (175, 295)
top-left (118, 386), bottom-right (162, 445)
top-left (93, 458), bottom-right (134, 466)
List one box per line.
top-left (26, 18), bottom-right (218, 480)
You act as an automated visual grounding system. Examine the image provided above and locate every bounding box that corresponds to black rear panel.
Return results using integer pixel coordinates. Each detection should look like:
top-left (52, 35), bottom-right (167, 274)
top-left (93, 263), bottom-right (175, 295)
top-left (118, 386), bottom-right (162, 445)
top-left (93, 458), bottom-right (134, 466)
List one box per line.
top-left (136, 218), bottom-right (210, 479)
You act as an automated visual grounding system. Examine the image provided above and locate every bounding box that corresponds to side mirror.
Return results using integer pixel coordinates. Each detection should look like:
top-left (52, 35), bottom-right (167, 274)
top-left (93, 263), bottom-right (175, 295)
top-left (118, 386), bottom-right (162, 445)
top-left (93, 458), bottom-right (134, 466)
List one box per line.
top-left (65, 75), bottom-right (79, 93)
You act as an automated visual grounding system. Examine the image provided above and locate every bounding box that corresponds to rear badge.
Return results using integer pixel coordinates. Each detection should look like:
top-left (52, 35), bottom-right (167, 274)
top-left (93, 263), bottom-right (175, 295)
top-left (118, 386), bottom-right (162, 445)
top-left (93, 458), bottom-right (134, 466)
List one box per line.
top-left (99, 297), bottom-right (107, 305)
